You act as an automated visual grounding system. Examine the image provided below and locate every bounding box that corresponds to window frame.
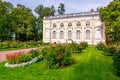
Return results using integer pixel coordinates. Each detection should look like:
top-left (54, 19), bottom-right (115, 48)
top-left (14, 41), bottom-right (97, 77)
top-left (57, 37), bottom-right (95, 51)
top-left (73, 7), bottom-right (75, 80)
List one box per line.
top-left (76, 30), bottom-right (80, 39)
top-left (52, 31), bottom-right (56, 39)
top-left (60, 31), bottom-right (64, 39)
top-left (86, 30), bottom-right (90, 39)
top-left (86, 21), bottom-right (90, 27)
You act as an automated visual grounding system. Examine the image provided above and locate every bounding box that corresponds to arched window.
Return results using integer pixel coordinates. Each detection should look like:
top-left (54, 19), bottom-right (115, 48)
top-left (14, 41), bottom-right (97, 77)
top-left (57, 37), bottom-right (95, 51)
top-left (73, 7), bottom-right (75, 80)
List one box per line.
top-left (45, 31), bottom-right (50, 38)
top-left (68, 30), bottom-right (72, 40)
top-left (95, 27), bottom-right (103, 38)
top-left (77, 21), bottom-right (81, 26)
top-left (52, 31), bottom-right (56, 39)
top-left (86, 30), bottom-right (90, 39)
top-left (53, 23), bottom-right (56, 27)
top-left (60, 23), bottom-right (64, 27)
top-left (60, 31), bottom-right (64, 39)
top-left (86, 21), bottom-right (90, 27)
top-left (68, 22), bottom-right (72, 27)
top-left (76, 30), bottom-right (80, 39)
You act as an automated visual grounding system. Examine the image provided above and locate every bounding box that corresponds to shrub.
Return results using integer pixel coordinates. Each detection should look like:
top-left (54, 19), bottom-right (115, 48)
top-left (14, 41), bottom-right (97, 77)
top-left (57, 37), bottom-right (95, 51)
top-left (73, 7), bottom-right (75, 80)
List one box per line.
top-left (42, 44), bottom-right (75, 69)
top-left (6, 50), bottom-right (39, 64)
top-left (103, 46), bottom-right (118, 56)
top-left (113, 50), bottom-right (120, 76)
top-left (66, 42), bottom-right (83, 53)
top-left (80, 42), bottom-right (88, 49)
top-left (96, 42), bottom-right (106, 51)
top-left (29, 49), bottom-right (39, 58)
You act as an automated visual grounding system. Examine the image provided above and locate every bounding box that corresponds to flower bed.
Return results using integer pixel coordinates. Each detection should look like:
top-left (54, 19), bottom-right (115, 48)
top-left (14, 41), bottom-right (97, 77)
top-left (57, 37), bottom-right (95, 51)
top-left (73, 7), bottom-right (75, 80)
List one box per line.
top-left (5, 50), bottom-right (42, 68)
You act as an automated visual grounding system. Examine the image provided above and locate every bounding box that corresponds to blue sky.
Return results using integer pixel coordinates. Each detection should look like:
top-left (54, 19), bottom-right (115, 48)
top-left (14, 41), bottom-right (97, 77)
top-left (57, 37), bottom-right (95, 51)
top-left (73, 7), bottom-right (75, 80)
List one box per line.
top-left (3, 0), bottom-right (112, 16)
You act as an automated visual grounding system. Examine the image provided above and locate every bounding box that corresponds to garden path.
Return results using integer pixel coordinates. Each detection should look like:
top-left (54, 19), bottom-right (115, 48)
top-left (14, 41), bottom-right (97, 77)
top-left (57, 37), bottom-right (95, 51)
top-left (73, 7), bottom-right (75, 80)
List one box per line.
top-left (0, 48), bottom-right (37, 62)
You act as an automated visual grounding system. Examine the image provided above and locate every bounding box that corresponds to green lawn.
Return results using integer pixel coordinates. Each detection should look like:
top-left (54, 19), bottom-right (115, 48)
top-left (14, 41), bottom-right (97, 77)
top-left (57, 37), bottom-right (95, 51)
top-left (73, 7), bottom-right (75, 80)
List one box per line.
top-left (0, 46), bottom-right (120, 80)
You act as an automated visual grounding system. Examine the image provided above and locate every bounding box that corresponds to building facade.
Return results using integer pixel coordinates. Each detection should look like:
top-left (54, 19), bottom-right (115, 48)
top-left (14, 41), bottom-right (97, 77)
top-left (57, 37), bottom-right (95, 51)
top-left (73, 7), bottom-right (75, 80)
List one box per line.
top-left (43, 11), bottom-right (105, 45)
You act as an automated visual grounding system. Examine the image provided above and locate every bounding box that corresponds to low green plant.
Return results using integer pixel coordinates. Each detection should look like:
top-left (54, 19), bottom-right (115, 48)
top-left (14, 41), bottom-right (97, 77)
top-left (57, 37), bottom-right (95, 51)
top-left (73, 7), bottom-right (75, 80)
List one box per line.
top-left (103, 46), bottom-right (118, 56)
top-left (113, 49), bottom-right (120, 76)
top-left (66, 42), bottom-right (83, 53)
top-left (80, 42), bottom-right (88, 49)
top-left (96, 42), bottom-right (106, 51)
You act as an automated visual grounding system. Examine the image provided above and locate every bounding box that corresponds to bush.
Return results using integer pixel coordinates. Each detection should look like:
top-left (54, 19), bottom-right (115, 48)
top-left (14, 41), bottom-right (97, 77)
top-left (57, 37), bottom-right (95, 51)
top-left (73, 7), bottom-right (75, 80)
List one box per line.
top-left (113, 50), bottom-right (120, 76)
top-left (6, 50), bottom-right (40, 64)
top-left (29, 49), bottom-right (39, 58)
top-left (96, 42), bottom-right (106, 51)
top-left (103, 46), bottom-right (118, 56)
top-left (42, 44), bottom-right (75, 69)
top-left (80, 42), bottom-right (88, 49)
top-left (0, 40), bottom-right (42, 49)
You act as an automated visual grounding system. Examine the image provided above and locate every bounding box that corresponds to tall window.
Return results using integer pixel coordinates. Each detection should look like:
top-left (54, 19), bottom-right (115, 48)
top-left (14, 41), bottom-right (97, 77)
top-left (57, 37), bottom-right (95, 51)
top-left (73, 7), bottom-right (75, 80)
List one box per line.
top-left (45, 31), bottom-right (50, 38)
top-left (60, 23), bottom-right (64, 27)
top-left (60, 31), bottom-right (64, 39)
top-left (53, 23), bottom-right (56, 27)
top-left (68, 30), bottom-right (72, 40)
top-left (86, 21), bottom-right (90, 27)
top-left (68, 22), bottom-right (72, 27)
top-left (76, 30), bottom-right (80, 39)
top-left (86, 30), bottom-right (90, 39)
top-left (52, 31), bottom-right (56, 39)
top-left (77, 21), bottom-right (81, 26)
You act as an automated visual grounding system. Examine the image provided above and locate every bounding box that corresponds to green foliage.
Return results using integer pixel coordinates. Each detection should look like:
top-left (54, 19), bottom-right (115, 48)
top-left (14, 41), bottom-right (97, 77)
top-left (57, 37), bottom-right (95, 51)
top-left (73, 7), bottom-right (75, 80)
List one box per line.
top-left (35, 5), bottom-right (56, 40)
top-left (29, 49), bottom-right (39, 58)
top-left (0, 40), bottom-right (40, 49)
top-left (6, 49), bottom-right (41, 64)
top-left (103, 45), bottom-right (118, 56)
top-left (96, 42), bottom-right (106, 51)
top-left (42, 44), bottom-right (75, 69)
top-left (113, 49), bottom-right (120, 76)
top-left (66, 42), bottom-right (83, 53)
top-left (80, 42), bottom-right (88, 49)
top-left (58, 3), bottom-right (65, 14)
top-left (100, 0), bottom-right (120, 45)
top-left (0, 1), bottom-right (13, 41)
top-left (10, 4), bottom-right (36, 41)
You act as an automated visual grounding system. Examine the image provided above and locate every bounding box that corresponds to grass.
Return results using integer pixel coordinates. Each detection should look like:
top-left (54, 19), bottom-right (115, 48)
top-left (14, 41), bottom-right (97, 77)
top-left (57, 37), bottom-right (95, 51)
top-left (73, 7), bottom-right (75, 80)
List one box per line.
top-left (0, 46), bottom-right (120, 80)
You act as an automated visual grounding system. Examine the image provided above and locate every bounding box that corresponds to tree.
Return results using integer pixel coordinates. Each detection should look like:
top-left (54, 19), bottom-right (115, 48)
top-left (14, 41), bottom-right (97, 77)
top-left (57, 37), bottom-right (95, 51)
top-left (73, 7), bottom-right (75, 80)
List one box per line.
top-left (35, 4), bottom-right (56, 40)
top-left (0, 1), bottom-right (14, 41)
top-left (58, 3), bottom-right (65, 15)
top-left (10, 4), bottom-right (36, 41)
top-left (50, 5), bottom-right (56, 16)
top-left (100, 0), bottom-right (120, 45)
top-left (90, 9), bottom-right (94, 12)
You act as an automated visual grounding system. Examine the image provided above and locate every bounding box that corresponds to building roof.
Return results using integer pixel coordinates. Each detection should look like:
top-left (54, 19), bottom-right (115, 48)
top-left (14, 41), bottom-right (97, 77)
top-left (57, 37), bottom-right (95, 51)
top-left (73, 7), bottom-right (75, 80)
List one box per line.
top-left (43, 11), bottom-right (99, 20)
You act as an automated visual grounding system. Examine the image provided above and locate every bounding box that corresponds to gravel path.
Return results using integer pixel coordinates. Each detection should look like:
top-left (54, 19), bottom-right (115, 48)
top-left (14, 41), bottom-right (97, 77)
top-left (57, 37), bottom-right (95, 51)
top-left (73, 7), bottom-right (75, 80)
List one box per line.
top-left (0, 48), bottom-right (37, 62)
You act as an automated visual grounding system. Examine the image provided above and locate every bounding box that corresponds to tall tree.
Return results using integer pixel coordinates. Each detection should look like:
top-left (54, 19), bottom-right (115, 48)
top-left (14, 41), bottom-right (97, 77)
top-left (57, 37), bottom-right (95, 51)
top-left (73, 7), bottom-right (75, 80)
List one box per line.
top-left (35, 4), bottom-right (56, 40)
top-left (0, 1), bottom-right (13, 41)
top-left (50, 5), bottom-right (56, 16)
top-left (100, 0), bottom-right (120, 45)
top-left (10, 4), bottom-right (36, 41)
top-left (58, 3), bottom-right (65, 15)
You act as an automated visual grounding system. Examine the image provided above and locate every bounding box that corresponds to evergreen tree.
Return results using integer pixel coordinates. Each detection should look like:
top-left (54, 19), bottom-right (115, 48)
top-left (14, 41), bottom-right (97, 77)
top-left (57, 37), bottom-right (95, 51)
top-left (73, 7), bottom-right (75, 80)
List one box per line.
top-left (58, 3), bottom-right (65, 15)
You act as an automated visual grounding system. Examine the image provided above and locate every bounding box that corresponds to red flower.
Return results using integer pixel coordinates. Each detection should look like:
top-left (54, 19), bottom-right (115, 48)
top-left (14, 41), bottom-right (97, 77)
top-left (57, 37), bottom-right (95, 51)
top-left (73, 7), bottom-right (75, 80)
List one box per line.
top-left (61, 53), bottom-right (64, 57)
top-left (51, 46), bottom-right (55, 49)
top-left (54, 42), bottom-right (56, 44)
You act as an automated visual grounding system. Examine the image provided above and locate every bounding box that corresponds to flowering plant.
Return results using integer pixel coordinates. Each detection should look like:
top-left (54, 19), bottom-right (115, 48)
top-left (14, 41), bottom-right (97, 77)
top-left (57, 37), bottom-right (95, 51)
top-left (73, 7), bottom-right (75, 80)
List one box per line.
top-left (6, 50), bottom-right (39, 64)
top-left (42, 44), bottom-right (75, 69)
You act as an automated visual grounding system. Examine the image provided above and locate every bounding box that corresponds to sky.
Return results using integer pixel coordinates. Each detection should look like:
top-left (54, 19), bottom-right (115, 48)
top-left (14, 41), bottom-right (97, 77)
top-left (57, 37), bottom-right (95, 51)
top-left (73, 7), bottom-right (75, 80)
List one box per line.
top-left (3, 0), bottom-right (112, 16)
